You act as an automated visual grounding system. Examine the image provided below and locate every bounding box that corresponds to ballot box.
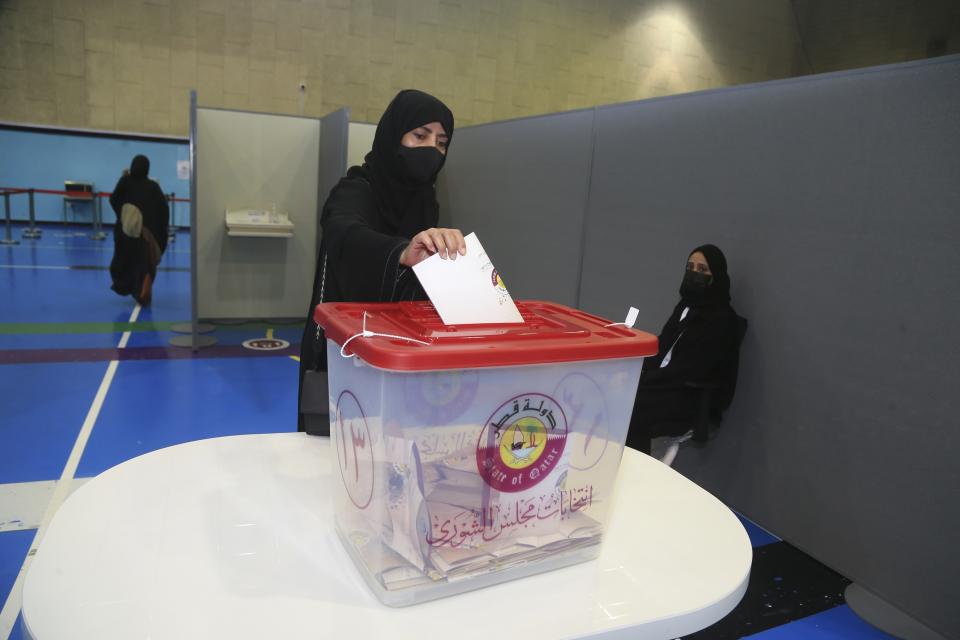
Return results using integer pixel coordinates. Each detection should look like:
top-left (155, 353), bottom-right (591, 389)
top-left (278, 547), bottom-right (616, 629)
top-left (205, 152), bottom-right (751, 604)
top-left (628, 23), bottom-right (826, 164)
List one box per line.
top-left (314, 300), bottom-right (658, 606)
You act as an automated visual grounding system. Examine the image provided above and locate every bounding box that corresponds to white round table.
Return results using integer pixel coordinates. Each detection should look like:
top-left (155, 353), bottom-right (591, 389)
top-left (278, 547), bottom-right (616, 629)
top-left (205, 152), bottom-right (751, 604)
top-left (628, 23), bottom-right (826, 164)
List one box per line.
top-left (22, 434), bottom-right (750, 639)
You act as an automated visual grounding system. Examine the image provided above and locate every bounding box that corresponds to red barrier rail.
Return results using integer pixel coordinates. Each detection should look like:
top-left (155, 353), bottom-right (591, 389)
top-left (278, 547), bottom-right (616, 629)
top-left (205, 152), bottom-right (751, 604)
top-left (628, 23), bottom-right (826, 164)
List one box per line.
top-left (0, 187), bottom-right (190, 202)
top-left (0, 186), bottom-right (190, 243)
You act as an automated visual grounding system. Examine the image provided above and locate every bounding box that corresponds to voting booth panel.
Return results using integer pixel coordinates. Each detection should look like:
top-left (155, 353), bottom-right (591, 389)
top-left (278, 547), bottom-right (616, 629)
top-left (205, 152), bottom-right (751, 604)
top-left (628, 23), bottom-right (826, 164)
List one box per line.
top-left (313, 117), bottom-right (374, 270)
top-left (195, 108), bottom-right (320, 320)
top-left (437, 109), bottom-right (595, 309)
top-left (315, 109), bottom-right (351, 259)
top-left (347, 122), bottom-right (376, 168)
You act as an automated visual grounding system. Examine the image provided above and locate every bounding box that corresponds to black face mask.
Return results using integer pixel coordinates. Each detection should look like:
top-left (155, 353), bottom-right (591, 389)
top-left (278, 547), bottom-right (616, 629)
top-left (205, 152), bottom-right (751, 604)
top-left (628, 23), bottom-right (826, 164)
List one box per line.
top-left (397, 146), bottom-right (445, 185)
top-left (680, 270), bottom-right (712, 300)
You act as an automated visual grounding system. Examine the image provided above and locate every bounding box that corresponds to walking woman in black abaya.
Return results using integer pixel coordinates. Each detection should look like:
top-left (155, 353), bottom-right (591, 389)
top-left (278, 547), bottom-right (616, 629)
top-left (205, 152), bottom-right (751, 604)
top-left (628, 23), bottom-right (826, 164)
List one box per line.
top-left (298, 89), bottom-right (465, 434)
top-left (625, 245), bottom-right (743, 455)
top-left (108, 154), bottom-right (169, 306)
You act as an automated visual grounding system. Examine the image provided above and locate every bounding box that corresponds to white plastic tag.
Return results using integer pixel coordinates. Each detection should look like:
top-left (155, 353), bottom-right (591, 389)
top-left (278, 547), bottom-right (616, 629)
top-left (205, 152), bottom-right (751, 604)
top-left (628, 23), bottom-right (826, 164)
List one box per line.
top-left (604, 306), bottom-right (640, 329)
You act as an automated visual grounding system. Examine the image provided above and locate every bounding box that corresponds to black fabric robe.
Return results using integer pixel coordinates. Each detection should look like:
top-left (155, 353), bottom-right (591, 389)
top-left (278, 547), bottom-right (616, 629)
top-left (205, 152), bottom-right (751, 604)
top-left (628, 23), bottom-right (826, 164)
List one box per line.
top-left (297, 89), bottom-right (454, 432)
top-left (108, 159), bottom-right (169, 299)
top-left (297, 166), bottom-right (433, 374)
top-left (626, 245), bottom-right (741, 453)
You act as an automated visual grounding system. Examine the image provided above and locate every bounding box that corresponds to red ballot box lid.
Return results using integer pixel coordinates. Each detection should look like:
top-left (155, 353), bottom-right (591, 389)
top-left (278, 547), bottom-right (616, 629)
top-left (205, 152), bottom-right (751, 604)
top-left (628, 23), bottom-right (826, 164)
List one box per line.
top-left (314, 300), bottom-right (658, 371)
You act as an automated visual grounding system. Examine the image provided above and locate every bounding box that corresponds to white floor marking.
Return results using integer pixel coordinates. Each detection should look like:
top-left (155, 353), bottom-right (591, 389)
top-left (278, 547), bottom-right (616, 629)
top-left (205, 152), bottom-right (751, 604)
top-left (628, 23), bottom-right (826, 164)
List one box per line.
top-left (0, 304), bottom-right (140, 639)
top-left (0, 482), bottom-right (54, 533)
top-left (0, 479), bottom-right (92, 533)
top-left (116, 304), bottom-right (141, 349)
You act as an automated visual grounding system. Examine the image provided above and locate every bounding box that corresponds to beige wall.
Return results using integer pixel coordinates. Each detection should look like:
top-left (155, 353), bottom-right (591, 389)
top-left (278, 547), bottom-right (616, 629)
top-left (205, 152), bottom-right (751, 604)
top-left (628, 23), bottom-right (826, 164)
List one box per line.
top-left (0, 0), bottom-right (807, 136)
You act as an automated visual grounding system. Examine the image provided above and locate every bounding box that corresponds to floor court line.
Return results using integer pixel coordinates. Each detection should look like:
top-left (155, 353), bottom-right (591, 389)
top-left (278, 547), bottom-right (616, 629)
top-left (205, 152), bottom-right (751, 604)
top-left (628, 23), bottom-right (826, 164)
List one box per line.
top-left (0, 266), bottom-right (69, 270)
top-left (0, 304), bottom-right (140, 640)
top-left (0, 479), bottom-right (93, 534)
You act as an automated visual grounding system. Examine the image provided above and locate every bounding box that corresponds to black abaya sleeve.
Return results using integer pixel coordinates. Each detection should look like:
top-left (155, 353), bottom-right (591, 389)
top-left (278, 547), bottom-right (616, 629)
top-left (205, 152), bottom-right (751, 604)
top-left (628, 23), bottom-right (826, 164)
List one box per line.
top-left (296, 176), bottom-right (412, 433)
top-left (109, 176), bottom-right (128, 218)
top-left (321, 178), bottom-right (410, 302)
top-left (640, 308), bottom-right (737, 386)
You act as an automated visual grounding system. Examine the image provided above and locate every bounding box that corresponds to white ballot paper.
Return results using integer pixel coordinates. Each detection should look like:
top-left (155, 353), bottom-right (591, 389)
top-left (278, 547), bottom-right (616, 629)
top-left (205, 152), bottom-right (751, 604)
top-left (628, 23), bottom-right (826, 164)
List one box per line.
top-left (412, 232), bottom-right (524, 325)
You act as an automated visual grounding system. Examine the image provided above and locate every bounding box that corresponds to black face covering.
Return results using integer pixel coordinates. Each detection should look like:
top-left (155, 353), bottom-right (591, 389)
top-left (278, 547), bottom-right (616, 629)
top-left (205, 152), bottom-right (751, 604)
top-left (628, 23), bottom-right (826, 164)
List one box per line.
top-left (679, 244), bottom-right (731, 306)
top-left (397, 146), bottom-right (445, 185)
top-left (360, 89), bottom-right (455, 238)
top-left (680, 270), bottom-right (712, 300)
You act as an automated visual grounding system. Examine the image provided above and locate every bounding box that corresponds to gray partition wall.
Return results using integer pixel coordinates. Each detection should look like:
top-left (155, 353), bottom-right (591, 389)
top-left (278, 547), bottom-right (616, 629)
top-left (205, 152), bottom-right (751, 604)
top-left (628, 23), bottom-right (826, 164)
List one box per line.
top-left (580, 57), bottom-right (960, 639)
top-left (195, 108), bottom-right (320, 319)
top-left (316, 108), bottom-right (350, 253)
top-left (440, 56), bottom-right (960, 638)
top-left (438, 109), bottom-right (595, 307)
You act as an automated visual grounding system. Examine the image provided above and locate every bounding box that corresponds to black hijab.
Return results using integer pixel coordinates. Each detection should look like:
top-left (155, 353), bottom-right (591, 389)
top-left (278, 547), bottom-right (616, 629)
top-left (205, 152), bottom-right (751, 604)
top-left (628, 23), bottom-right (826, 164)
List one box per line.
top-left (361, 89), bottom-right (454, 238)
top-left (641, 244), bottom-right (738, 383)
top-left (130, 155), bottom-right (150, 179)
top-left (682, 243), bottom-right (731, 306)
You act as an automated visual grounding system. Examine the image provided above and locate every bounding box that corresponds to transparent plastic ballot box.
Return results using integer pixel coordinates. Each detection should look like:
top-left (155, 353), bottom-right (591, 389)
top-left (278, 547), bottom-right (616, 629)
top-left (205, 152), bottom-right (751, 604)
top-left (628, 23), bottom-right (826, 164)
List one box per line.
top-left (314, 300), bottom-right (658, 606)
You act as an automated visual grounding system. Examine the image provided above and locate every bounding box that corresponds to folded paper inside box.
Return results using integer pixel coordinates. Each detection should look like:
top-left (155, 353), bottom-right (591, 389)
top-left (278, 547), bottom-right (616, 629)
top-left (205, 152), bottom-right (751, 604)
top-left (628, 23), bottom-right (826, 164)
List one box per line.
top-left (347, 433), bottom-right (603, 591)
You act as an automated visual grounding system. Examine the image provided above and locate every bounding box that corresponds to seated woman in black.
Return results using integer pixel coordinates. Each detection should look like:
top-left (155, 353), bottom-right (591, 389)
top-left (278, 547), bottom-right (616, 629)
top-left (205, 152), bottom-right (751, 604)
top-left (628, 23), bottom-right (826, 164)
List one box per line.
top-left (298, 89), bottom-right (466, 434)
top-left (626, 244), bottom-right (741, 454)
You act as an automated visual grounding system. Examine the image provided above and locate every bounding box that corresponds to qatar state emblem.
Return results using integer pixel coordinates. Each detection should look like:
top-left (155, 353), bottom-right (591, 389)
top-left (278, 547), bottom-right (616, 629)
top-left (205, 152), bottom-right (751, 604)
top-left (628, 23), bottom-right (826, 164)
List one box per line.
top-left (490, 268), bottom-right (514, 306)
top-left (476, 393), bottom-right (568, 492)
top-left (491, 268), bottom-right (507, 291)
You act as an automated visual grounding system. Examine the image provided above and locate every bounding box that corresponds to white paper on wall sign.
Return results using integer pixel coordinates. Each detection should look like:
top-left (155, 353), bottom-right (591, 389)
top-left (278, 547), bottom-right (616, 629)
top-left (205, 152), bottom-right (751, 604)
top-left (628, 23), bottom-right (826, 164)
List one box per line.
top-left (176, 159), bottom-right (190, 180)
top-left (412, 232), bottom-right (524, 325)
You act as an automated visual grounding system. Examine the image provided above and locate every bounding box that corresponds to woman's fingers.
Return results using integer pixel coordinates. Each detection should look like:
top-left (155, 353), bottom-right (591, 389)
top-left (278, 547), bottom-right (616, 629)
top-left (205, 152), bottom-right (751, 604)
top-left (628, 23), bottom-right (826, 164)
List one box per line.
top-left (440, 229), bottom-right (462, 260)
top-left (410, 228), bottom-right (467, 261)
top-left (435, 230), bottom-right (452, 259)
top-left (452, 229), bottom-right (467, 256)
top-left (425, 230), bottom-right (443, 257)
top-left (418, 230), bottom-right (437, 254)
top-left (432, 228), bottom-right (467, 260)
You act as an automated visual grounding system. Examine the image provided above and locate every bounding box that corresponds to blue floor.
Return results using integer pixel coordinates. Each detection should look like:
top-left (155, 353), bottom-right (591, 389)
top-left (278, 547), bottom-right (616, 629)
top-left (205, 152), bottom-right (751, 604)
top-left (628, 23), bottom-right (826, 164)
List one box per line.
top-left (0, 531), bottom-right (33, 610)
top-left (736, 512), bottom-right (780, 548)
top-left (75, 355), bottom-right (298, 477)
top-left (0, 225), bottom-right (894, 640)
top-left (0, 226), bottom-right (301, 639)
top-left (0, 361), bottom-right (109, 484)
top-left (749, 605), bottom-right (897, 639)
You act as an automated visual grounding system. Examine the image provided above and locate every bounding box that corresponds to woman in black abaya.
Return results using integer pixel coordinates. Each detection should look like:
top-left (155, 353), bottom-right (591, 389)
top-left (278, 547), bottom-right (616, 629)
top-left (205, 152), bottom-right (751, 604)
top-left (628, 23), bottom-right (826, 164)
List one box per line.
top-left (108, 155), bottom-right (169, 306)
top-left (625, 245), bottom-right (742, 454)
top-left (298, 89), bottom-right (464, 433)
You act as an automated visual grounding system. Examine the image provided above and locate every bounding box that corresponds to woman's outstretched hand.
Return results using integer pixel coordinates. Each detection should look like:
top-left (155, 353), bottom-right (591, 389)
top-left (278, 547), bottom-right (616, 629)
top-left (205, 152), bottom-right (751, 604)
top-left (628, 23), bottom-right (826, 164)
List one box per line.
top-left (400, 228), bottom-right (467, 267)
